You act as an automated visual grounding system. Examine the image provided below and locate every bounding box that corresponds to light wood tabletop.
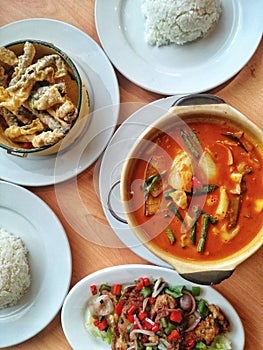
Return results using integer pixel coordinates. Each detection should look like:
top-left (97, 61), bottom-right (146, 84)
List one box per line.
top-left (0, 1), bottom-right (262, 349)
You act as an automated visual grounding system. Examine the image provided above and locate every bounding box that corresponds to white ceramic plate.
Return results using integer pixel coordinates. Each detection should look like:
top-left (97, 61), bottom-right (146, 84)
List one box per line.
top-left (0, 181), bottom-right (72, 347)
top-left (0, 18), bottom-right (119, 187)
top-left (61, 264), bottom-right (244, 350)
top-left (95, 0), bottom-right (262, 95)
top-left (99, 96), bottom-right (181, 266)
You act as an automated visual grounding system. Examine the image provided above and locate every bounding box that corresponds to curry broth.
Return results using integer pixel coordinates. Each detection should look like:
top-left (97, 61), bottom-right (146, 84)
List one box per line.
top-left (127, 120), bottom-right (263, 261)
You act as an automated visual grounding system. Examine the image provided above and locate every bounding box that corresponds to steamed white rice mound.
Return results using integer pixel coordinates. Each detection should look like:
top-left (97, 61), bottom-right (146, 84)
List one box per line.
top-left (142, 0), bottom-right (222, 46)
top-left (0, 228), bottom-right (31, 309)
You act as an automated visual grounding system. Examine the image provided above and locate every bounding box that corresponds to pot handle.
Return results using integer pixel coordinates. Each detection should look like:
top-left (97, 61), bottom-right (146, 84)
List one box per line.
top-left (171, 93), bottom-right (225, 107)
top-left (107, 180), bottom-right (128, 224)
top-left (180, 269), bottom-right (234, 285)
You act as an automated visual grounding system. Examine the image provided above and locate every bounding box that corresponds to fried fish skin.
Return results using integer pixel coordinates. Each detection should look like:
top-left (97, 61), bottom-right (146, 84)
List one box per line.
top-left (0, 41), bottom-right (80, 150)
top-left (0, 46), bottom-right (18, 66)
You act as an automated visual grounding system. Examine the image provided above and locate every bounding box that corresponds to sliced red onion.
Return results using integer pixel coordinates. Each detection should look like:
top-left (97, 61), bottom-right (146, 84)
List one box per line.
top-left (142, 297), bottom-right (149, 312)
top-left (152, 278), bottom-right (167, 298)
top-left (180, 290), bottom-right (196, 315)
top-left (152, 278), bottom-right (163, 294)
top-left (185, 314), bottom-right (201, 332)
top-left (130, 329), bottom-right (155, 339)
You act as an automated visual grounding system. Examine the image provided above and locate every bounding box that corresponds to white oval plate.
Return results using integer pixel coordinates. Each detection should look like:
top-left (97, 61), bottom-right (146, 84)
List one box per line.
top-left (0, 18), bottom-right (119, 187)
top-left (95, 0), bottom-right (262, 95)
top-left (61, 264), bottom-right (244, 350)
top-left (0, 181), bottom-right (72, 347)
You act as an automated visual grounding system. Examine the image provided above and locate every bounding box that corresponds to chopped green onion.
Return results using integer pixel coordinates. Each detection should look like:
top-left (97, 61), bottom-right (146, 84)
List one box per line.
top-left (165, 228), bottom-right (175, 245)
top-left (127, 323), bottom-right (133, 331)
top-left (164, 322), bottom-right (176, 335)
top-left (160, 317), bottom-right (168, 328)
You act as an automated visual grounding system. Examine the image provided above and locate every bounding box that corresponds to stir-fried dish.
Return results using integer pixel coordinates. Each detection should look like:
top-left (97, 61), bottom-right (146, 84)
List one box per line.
top-left (126, 119), bottom-right (263, 261)
top-left (87, 277), bottom-right (231, 350)
top-left (0, 41), bottom-right (80, 149)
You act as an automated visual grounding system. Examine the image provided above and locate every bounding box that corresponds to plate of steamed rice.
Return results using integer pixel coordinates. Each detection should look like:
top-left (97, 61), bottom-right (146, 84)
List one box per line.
top-left (0, 180), bottom-right (71, 347)
top-left (95, 0), bottom-right (262, 95)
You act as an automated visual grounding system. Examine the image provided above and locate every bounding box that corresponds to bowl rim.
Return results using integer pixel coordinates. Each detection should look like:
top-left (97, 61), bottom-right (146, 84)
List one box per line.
top-left (120, 102), bottom-right (263, 274)
top-left (0, 39), bottom-right (83, 154)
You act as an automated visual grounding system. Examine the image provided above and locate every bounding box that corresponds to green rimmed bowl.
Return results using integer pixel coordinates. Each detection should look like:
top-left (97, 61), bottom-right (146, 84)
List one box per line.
top-left (0, 39), bottom-right (90, 156)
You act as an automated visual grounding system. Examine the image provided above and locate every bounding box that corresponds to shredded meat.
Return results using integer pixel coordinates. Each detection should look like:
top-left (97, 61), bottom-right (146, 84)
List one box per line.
top-left (150, 294), bottom-right (177, 321)
top-left (111, 287), bottom-right (145, 350)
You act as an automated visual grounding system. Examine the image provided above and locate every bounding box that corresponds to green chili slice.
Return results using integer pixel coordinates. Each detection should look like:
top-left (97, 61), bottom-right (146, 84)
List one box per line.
top-left (167, 202), bottom-right (184, 223)
top-left (192, 286), bottom-right (201, 296)
top-left (141, 286), bottom-right (152, 298)
top-left (144, 173), bottom-right (162, 198)
top-left (181, 130), bottom-right (199, 158)
top-left (197, 298), bottom-right (210, 318)
top-left (192, 184), bottom-right (219, 196)
top-left (190, 129), bottom-right (201, 146)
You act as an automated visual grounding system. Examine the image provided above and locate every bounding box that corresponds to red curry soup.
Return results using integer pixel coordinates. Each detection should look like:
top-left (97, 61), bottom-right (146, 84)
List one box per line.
top-left (125, 117), bottom-right (263, 261)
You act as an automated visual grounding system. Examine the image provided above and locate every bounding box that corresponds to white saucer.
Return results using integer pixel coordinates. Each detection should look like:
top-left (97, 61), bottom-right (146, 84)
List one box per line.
top-left (95, 0), bottom-right (262, 95)
top-left (0, 181), bottom-right (72, 347)
top-left (0, 19), bottom-right (119, 187)
top-left (99, 96), bottom-right (182, 266)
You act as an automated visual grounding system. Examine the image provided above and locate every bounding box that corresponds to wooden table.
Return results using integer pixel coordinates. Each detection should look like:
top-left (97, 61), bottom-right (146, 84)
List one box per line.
top-left (0, 1), bottom-right (262, 349)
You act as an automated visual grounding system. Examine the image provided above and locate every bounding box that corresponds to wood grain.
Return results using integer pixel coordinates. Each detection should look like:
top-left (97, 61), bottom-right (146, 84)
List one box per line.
top-left (0, 1), bottom-right (262, 349)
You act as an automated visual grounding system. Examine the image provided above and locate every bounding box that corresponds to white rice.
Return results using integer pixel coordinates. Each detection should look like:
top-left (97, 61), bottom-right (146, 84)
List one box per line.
top-left (141, 0), bottom-right (222, 46)
top-left (0, 228), bottom-right (31, 309)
